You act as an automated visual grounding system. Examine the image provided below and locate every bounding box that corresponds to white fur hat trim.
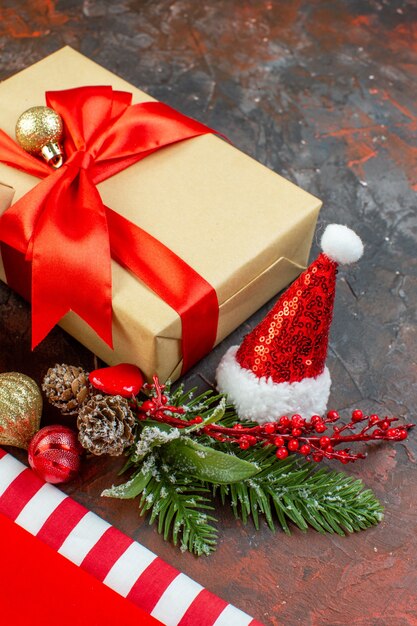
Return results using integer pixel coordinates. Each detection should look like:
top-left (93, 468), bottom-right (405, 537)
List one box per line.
top-left (216, 345), bottom-right (331, 424)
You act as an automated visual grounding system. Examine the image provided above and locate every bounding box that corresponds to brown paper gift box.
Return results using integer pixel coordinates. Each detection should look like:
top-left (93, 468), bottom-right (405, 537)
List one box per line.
top-left (0, 47), bottom-right (321, 381)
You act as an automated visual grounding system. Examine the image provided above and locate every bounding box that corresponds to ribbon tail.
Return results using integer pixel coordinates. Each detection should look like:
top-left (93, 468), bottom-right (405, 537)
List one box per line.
top-left (30, 169), bottom-right (113, 349)
top-left (106, 206), bottom-right (219, 373)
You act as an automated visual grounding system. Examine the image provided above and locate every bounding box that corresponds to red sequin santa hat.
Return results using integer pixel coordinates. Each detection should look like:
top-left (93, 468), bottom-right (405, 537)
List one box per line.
top-left (216, 224), bottom-right (364, 423)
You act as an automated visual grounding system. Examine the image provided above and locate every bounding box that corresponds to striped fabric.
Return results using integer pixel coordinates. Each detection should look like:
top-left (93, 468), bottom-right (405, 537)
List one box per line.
top-left (0, 450), bottom-right (264, 626)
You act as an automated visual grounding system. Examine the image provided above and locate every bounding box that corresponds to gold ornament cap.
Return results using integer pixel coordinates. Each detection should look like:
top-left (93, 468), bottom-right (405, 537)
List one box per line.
top-left (0, 372), bottom-right (42, 449)
top-left (15, 106), bottom-right (64, 169)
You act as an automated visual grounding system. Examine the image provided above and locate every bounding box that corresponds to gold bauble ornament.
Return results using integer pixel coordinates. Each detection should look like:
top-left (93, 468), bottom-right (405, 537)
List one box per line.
top-left (0, 372), bottom-right (42, 449)
top-left (15, 106), bottom-right (64, 168)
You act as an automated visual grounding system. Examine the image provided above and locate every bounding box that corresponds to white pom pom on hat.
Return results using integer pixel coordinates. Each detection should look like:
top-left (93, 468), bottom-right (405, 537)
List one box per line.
top-left (320, 224), bottom-right (364, 265)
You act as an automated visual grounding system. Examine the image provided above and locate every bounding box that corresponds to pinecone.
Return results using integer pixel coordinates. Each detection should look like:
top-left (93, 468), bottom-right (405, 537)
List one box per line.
top-left (77, 394), bottom-right (135, 456)
top-left (42, 364), bottom-right (91, 415)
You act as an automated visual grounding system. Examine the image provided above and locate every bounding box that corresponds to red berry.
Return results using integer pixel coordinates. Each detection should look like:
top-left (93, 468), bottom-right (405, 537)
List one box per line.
top-left (327, 410), bottom-right (339, 421)
top-left (276, 446), bottom-right (289, 459)
top-left (141, 399), bottom-right (156, 413)
top-left (381, 420), bottom-right (390, 431)
top-left (369, 414), bottom-right (380, 425)
top-left (279, 416), bottom-right (290, 427)
top-left (264, 423), bottom-right (276, 434)
top-left (239, 437), bottom-right (250, 450)
top-left (234, 424), bottom-right (244, 430)
top-left (352, 409), bottom-right (364, 422)
top-left (311, 415), bottom-right (321, 424)
top-left (315, 421), bottom-right (326, 433)
top-left (193, 416), bottom-right (203, 424)
top-left (373, 429), bottom-right (383, 437)
top-left (246, 435), bottom-right (258, 446)
top-left (161, 395), bottom-right (168, 404)
top-left (312, 452), bottom-right (323, 462)
top-left (291, 414), bottom-right (304, 427)
top-left (300, 444), bottom-right (311, 455)
top-left (387, 428), bottom-right (407, 440)
top-left (325, 444), bottom-right (334, 453)
top-left (338, 451), bottom-right (350, 464)
top-left (274, 436), bottom-right (285, 447)
top-left (287, 438), bottom-right (299, 452)
top-left (292, 427), bottom-right (302, 437)
top-left (319, 436), bottom-right (331, 448)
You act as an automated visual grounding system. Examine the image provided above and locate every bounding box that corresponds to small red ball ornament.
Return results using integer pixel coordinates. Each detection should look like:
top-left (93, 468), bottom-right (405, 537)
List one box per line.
top-left (28, 425), bottom-right (83, 484)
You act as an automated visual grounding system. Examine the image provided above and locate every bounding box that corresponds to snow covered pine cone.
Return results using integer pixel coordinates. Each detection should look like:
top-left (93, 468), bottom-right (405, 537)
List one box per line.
top-left (42, 364), bottom-right (91, 415)
top-left (77, 394), bottom-right (135, 456)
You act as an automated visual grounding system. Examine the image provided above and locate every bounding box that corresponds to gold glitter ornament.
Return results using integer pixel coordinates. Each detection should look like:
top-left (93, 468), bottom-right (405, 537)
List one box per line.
top-left (0, 372), bottom-right (42, 449)
top-left (15, 106), bottom-right (64, 168)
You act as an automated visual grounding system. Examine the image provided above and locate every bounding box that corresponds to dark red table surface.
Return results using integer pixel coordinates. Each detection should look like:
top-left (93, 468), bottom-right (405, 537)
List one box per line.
top-left (0, 2), bottom-right (416, 625)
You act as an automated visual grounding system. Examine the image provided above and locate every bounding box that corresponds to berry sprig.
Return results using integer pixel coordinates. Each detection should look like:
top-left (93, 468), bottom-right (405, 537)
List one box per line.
top-left (134, 377), bottom-right (414, 465)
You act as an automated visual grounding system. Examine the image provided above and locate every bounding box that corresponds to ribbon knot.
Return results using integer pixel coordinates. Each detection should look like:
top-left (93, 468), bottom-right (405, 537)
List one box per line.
top-left (67, 150), bottom-right (94, 170)
top-left (0, 85), bottom-right (219, 374)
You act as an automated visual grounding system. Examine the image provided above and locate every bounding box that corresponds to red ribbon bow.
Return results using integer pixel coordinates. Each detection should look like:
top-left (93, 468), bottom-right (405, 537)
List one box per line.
top-left (0, 86), bottom-right (219, 373)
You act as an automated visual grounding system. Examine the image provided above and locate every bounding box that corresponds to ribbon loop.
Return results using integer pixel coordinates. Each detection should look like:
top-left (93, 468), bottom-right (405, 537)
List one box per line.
top-left (0, 86), bottom-right (220, 374)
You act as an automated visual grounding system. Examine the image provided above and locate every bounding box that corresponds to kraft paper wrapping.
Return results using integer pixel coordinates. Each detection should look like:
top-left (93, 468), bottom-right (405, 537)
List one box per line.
top-left (0, 47), bottom-right (321, 381)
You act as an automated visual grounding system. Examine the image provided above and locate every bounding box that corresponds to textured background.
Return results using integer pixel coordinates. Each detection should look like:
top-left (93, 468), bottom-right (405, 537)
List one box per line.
top-left (0, 1), bottom-right (416, 624)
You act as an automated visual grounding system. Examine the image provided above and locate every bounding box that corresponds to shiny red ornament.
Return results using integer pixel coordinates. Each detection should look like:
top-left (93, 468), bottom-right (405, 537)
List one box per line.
top-left (89, 363), bottom-right (144, 398)
top-left (28, 425), bottom-right (82, 484)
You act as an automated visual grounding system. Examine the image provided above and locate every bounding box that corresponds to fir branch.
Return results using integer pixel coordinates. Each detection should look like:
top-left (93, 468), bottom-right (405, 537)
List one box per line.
top-left (215, 448), bottom-right (383, 536)
top-left (103, 454), bottom-right (218, 556)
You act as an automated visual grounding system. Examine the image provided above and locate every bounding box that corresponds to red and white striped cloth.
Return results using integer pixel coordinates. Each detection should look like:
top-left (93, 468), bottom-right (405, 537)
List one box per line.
top-left (0, 449), bottom-right (264, 626)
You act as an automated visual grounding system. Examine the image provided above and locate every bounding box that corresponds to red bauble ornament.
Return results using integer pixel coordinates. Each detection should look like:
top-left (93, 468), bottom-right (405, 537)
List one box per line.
top-left (28, 425), bottom-right (82, 484)
top-left (89, 363), bottom-right (144, 398)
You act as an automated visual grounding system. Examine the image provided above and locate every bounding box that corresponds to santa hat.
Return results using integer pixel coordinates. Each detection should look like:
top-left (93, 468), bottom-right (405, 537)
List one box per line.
top-left (216, 224), bottom-right (364, 423)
